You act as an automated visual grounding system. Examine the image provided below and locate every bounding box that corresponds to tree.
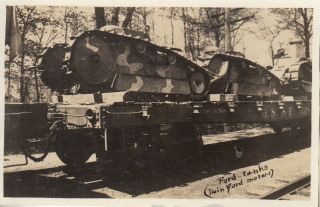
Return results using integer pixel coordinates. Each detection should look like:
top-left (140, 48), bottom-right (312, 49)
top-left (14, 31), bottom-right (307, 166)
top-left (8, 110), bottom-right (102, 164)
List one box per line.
top-left (271, 8), bottom-right (313, 58)
top-left (94, 7), bottom-right (136, 29)
top-left (5, 47), bottom-right (21, 102)
top-left (15, 6), bottom-right (37, 102)
top-left (181, 8), bottom-right (188, 54)
top-left (230, 27), bottom-right (243, 51)
top-left (203, 8), bottom-right (224, 48)
top-left (65, 7), bottom-right (92, 37)
top-left (250, 12), bottom-right (282, 66)
top-left (15, 6), bottom-right (61, 102)
top-left (11, 6), bottom-right (92, 102)
top-left (29, 7), bottom-right (64, 101)
top-left (111, 7), bottom-right (120, 25)
top-left (122, 7), bottom-right (135, 29)
top-left (294, 9), bottom-right (313, 58)
top-left (201, 8), bottom-right (257, 49)
top-left (168, 8), bottom-right (180, 45)
top-left (130, 7), bottom-right (152, 31)
top-left (178, 8), bottom-right (256, 58)
top-left (95, 7), bottom-right (106, 28)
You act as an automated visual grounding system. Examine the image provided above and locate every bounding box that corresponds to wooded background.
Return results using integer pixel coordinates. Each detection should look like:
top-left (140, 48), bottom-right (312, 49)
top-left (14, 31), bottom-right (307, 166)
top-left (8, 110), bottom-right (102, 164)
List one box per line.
top-left (4, 7), bottom-right (313, 103)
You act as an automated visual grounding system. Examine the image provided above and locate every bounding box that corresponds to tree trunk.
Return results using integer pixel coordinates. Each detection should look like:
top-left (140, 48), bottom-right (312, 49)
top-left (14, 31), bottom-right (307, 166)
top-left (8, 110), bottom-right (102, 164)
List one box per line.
top-left (303, 9), bottom-right (310, 58)
top-left (303, 11), bottom-right (310, 58)
top-left (188, 23), bottom-right (196, 60)
top-left (33, 59), bottom-right (40, 102)
top-left (270, 38), bottom-right (275, 66)
top-left (305, 36), bottom-right (310, 58)
top-left (25, 76), bottom-right (29, 102)
top-left (20, 53), bottom-right (25, 102)
top-left (19, 32), bottom-right (26, 103)
top-left (111, 7), bottom-right (120, 26)
top-left (295, 8), bottom-right (311, 58)
top-left (170, 16), bottom-right (174, 46)
top-left (270, 45), bottom-right (275, 66)
top-left (196, 25), bottom-right (201, 56)
top-left (182, 8), bottom-right (188, 53)
top-left (122, 7), bottom-right (135, 29)
top-left (142, 8), bottom-right (147, 27)
top-left (95, 7), bottom-right (106, 29)
top-left (7, 65), bottom-right (11, 101)
top-left (214, 30), bottom-right (220, 47)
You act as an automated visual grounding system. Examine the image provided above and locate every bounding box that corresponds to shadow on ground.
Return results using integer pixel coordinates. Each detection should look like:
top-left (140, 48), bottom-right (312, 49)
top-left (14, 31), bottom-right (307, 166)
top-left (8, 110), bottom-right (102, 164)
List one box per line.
top-left (4, 129), bottom-right (311, 198)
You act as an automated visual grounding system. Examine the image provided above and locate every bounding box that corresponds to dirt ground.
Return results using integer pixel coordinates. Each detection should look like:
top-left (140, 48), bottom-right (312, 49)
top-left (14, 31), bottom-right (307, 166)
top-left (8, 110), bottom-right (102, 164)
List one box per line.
top-left (3, 127), bottom-right (311, 199)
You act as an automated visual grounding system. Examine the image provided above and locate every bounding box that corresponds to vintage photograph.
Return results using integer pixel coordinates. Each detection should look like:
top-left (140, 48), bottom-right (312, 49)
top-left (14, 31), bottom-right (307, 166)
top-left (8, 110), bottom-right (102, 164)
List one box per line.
top-left (3, 5), bottom-right (313, 200)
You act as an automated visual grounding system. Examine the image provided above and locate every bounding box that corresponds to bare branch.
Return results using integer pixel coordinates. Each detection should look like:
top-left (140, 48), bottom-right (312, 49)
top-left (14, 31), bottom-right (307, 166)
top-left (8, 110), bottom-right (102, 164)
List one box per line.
top-left (122, 7), bottom-right (135, 29)
top-left (209, 8), bottom-right (245, 19)
top-left (307, 15), bottom-right (313, 25)
top-left (212, 14), bottom-right (255, 30)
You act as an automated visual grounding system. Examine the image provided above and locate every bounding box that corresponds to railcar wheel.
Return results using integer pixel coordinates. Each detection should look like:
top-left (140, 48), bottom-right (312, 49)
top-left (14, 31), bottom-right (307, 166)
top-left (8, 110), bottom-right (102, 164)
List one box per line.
top-left (55, 131), bottom-right (94, 166)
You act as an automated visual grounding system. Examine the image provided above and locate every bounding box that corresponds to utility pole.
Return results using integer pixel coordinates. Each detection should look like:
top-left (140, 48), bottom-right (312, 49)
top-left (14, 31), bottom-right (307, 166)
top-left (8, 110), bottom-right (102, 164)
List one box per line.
top-left (224, 8), bottom-right (231, 133)
top-left (34, 66), bottom-right (39, 102)
top-left (224, 8), bottom-right (231, 52)
top-left (64, 7), bottom-right (68, 44)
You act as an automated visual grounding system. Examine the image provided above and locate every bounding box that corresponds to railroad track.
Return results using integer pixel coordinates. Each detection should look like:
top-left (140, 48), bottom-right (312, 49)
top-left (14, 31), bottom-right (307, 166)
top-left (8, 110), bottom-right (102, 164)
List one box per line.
top-left (3, 127), bottom-right (311, 198)
top-left (261, 175), bottom-right (311, 200)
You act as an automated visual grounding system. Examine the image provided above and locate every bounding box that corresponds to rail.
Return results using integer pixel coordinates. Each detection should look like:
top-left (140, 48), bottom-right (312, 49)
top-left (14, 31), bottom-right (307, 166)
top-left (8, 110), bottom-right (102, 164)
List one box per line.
top-left (260, 174), bottom-right (310, 199)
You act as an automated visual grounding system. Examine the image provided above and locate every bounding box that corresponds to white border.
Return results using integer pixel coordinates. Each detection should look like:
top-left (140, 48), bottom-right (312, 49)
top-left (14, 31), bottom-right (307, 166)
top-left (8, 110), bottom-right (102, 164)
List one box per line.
top-left (1, 0), bottom-right (319, 8)
top-left (0, 0), bottom-right (319, 207)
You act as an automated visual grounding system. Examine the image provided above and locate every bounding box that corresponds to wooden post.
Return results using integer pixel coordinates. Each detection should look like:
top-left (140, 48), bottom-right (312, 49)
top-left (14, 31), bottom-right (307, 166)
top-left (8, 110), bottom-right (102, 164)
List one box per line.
top-left (64, 7), bottom-right (68, 44)
top-left (224, 8), bottom-right (231, 52)
top-left (224, 8), bottom-right (231, 133)
top-left (34, 67), bottom-right (39, 102)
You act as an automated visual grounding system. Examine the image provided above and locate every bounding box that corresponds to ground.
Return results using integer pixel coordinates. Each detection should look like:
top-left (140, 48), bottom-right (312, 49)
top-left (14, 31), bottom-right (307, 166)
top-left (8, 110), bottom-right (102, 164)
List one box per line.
top-left (3, 127), bottom-right (311, 199)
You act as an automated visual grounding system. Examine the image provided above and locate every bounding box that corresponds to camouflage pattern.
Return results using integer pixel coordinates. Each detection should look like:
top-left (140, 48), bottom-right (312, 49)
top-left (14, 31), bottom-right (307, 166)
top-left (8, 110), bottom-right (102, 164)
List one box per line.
top-left (114, 74), bottom-right (191, 94)
top-left (38, 26), bottom-right (311, 100)
top-left (208, 53), bottom-right (283, 97)
top-left (67, 28), bottom-right (202, 95)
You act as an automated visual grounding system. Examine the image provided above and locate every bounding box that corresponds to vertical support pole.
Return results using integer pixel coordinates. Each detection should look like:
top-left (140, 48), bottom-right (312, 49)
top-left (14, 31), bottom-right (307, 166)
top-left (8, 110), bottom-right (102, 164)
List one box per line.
top-left (224, 8), bottom-right (232, 133)
top-left (34, 67), bottom-right (39, 102)
top-left (224, 8), bottom-right (231, 52)
top-left (64, 7), bottom-right (69, 44)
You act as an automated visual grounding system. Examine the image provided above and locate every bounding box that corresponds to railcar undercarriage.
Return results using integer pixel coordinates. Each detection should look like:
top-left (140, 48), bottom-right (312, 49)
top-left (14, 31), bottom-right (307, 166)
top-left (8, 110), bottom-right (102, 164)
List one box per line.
top-left (4, 26), bottom-right (312, 170)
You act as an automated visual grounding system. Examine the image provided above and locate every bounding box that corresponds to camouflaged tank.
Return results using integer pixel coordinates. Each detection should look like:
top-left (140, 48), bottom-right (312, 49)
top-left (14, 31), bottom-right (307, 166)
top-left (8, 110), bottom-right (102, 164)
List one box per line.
top-left (270, 42), bottom-right (312, 97)
top-left (40, 26), bottom-right (211, 98)
top-left (39, 26), bottom-right (295, 101)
